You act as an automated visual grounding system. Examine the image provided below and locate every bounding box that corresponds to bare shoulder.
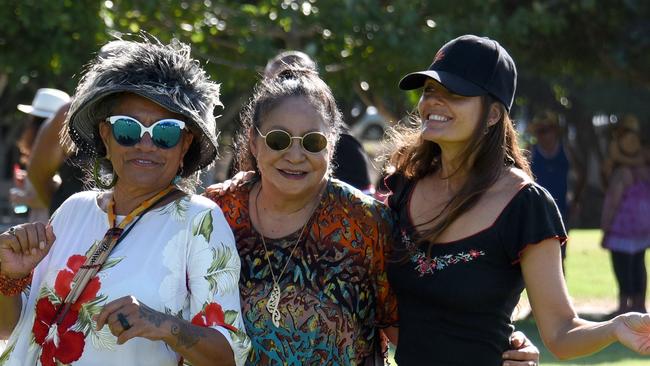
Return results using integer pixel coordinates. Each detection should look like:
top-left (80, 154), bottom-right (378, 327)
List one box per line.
top-left (491, 167), bottom-right (533, 197)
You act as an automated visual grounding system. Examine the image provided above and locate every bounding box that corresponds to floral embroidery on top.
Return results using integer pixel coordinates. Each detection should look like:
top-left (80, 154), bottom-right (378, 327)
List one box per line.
top-left (401, 230), bottom-right (485, 277)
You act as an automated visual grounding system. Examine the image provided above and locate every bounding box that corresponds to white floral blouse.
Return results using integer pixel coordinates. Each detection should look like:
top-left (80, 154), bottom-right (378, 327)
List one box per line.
top-left (0, 191), bottom-right (250, 366)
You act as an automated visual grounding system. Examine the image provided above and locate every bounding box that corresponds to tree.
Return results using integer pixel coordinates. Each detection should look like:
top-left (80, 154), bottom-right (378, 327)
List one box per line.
top-left (0, 0), bottom-right (106, 177)
top-left (1, 1), bottom-right (647, 196)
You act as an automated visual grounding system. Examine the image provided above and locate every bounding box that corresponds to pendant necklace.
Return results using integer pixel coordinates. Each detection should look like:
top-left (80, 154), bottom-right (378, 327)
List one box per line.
top-left (254, 184), bottom-right (318, 327)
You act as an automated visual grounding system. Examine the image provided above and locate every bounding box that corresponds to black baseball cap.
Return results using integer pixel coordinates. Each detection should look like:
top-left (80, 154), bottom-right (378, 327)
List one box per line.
top-left (398, 34), bottom-right (517, 111)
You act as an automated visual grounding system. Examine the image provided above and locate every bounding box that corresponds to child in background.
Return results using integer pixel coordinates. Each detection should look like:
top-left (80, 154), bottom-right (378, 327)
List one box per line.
top-left (601, 113), bottom-right (650, 315)
top-left (601, 114), bottom-right (650, 229)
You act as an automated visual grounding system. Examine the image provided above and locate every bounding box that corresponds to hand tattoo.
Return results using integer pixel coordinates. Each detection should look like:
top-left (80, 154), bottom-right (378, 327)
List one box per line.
top-left (170, 319), bottom-right (206, 349)
top-left (138, 303), bottom-right (166, 327)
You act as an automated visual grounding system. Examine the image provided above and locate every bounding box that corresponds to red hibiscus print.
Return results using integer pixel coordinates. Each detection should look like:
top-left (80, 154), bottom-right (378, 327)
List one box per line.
top-left (192, 302), bottom-right (238, 332)
top-left (32, 298), bottom-right (85, 366)
top-left (54, 254), bottom-right (101, 311)
top-left (31, 253), bottom-right (104, 365)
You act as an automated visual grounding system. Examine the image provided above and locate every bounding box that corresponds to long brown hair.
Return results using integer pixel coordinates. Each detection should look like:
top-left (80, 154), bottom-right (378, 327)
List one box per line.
top-left (387, 95), bottom-right (530, 245)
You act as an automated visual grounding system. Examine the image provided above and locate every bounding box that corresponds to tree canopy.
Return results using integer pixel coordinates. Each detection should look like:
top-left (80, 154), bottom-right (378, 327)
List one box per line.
top-left (1, 0), bottom-right (648, 174)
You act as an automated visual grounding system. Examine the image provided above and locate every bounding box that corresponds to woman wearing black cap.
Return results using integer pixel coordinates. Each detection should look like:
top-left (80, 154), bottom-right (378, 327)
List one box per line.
top-left (0, 38), bottom-right (250, 366)
top-left (385, 34), bottom-right (650, 365)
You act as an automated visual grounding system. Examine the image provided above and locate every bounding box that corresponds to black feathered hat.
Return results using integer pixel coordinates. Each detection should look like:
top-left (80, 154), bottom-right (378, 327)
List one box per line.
top-left (67, 37), bottom-right (221, 176)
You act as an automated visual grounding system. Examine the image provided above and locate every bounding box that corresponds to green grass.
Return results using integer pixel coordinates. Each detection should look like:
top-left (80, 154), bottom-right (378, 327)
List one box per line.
top-left (565, 229), bottom-right (616, 299)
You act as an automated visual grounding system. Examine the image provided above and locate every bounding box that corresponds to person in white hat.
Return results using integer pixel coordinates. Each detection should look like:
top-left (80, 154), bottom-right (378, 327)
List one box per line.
top-left (16, 88), bottom-right (70, 119)
top-left (10, 88), bottom-right (70, 223)
top-left (27, 42), bottom-right (134, 215)
top-left (15, 88), bottom-right (70, 165)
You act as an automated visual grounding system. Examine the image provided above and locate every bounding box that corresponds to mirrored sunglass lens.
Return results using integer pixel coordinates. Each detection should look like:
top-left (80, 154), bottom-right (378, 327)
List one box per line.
top-left (265, 131), bottom-right (292, 151)
top-left (302, 133), bottom-right (327, 153)
top-left (112, 118), bottom-right (141, 146)
top-left (152, 121), bottom-right (182, 148)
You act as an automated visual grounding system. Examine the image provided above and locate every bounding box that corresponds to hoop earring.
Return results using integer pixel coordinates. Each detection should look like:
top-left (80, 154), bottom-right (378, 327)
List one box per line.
top-left (93, 157), bottom-right (117, 189)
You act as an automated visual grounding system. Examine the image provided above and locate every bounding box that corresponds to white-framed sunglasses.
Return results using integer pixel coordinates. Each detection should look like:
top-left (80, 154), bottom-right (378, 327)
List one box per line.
top-left (106, 115), bottom-right (186, 149)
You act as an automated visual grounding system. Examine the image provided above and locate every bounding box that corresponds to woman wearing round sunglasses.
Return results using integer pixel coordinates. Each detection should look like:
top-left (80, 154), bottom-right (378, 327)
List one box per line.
top-left (206, 67), bottom-right (397, 365)
top-left (0, 39), bottom-right (250, 366)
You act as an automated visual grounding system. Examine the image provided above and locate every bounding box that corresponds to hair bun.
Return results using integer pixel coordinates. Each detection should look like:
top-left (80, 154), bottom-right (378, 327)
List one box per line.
top-left (275, 66), bottom-right (318, 81)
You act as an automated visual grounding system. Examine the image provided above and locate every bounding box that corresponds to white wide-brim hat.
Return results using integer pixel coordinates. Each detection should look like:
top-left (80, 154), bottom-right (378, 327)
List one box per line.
top-left (17, 88), bottom-right (70, 119)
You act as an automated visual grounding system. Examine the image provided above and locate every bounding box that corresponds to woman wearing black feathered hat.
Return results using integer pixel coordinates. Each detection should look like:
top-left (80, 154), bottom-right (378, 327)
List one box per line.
top-left (0, 37), bottom-right (250, 366)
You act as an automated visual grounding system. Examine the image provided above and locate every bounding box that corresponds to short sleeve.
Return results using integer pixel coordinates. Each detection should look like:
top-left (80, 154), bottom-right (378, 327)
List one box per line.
top-left (384, 173), bottom-right (412, 211)
top-left (371, 205), bottom-right (400, 327)
top-left (500, 184), bottom-right (568, 263)
top-left (185, 207), bottom-right (251, 366)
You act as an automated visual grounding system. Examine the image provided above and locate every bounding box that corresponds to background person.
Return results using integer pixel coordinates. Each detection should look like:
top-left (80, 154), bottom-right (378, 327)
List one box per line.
top-left (28, 41), bottom-right (135, 216)
top-left (386, 34), bottom-right (650, 365)
top-left (27, 102), bottom-right (84, 215)
top-left (0, 38), bottom-right (250, 366)
top-left (528, 110), bottom-right (570, 224)
top-left (601, 114), bottom-right (650, 315)
top-left (10, 88), bottom-right (70, 222)
top-left (527, 109), bottom-right (585, 267)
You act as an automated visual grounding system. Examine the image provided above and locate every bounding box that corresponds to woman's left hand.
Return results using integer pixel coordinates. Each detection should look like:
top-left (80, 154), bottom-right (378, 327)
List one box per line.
top-left (95, 295), bottom-right (171, 345)
top-left (613, 313), bottom-right (650, 354)
top-left (501, 330), bottom-right (540, 366)
top-left (204, 171), bottom-right (255, 197)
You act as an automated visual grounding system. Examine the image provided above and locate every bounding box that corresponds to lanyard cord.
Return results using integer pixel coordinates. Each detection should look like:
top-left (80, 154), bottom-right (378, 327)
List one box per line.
top-left (107, 186), bottom-right (176, 229)
top-left (54, 186), bottom-right (178, 325)
top-left (104, 186), bottom-right (177, 250)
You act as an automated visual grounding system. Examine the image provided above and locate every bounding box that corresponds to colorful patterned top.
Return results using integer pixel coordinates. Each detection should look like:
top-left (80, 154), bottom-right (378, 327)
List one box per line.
top-left (207, 179), bottom-right (398, 365)
top-left (0, 191), bottom-right (251, 366)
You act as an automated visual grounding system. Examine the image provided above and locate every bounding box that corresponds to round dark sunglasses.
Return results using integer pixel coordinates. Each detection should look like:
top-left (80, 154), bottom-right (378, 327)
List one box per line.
top-left (107, 115), bottom-right (186, 149)
top-left (255, 127), bottom-right (328, 153)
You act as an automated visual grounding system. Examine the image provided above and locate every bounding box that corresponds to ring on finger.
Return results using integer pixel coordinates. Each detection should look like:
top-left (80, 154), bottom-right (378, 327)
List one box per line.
top-left (7, 226), bottom-right (18, 237)
top-left (117, 312), bottom-right (131, 331)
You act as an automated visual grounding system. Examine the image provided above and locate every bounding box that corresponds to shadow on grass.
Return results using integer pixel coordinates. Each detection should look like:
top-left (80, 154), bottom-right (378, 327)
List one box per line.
top-left (514, 315), bottom-right (649, 365)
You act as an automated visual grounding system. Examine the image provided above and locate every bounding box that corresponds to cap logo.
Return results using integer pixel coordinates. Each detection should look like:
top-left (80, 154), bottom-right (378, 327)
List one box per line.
top-left (433, 50), bottom-right (445, 63)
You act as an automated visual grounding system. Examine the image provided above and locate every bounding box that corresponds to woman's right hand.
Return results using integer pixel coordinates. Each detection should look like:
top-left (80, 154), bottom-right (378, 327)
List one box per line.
top-left (613, 312), bottom-right (650, 354)
top-left (0, 223), bottom-right (55, 278)
top-left (205, 171), bottom-right (255, 197)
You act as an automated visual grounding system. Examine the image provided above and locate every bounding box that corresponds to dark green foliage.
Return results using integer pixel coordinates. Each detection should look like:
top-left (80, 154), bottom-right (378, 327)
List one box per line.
top-left (1, 0), bottom-right (648, 176)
